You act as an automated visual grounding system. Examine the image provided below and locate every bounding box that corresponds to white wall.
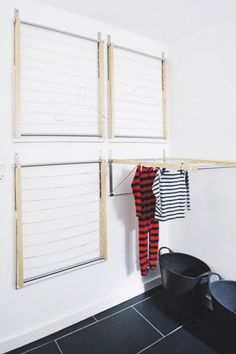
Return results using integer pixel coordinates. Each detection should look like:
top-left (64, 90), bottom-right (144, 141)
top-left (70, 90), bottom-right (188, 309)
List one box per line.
top-left (0, 0), bottom-right (168, 352)
top-left (168, 15), bottom-right (236, 279)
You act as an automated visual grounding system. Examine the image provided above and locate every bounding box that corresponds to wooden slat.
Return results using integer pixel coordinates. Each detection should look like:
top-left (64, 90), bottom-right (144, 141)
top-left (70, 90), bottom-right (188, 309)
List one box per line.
top-left (112, 159), bottom-right (197, 171)
top-left (100, 160), bottom-right (107, 260)
top-left (166, 157), bottom-right (236, 165)
top-left (15, 163), bottom-right (24, 288)
top-left (14, 16), bottom-right (21, 137)
top-left (108, 43), bottom-right (115, 139)
top-left (98, 40), bottom-right (105, 138)
top-left (162, 58), bottom-right (168, 139)
top-left (111, 158), bottom-right (236, 170)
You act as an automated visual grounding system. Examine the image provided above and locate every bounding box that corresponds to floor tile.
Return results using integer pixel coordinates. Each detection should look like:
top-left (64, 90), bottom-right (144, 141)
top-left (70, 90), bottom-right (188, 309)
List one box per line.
top-left (6, 317), bottom-right (95, 354)
top-left (58, 307), bottom-right (162, 354)
top-left (95, 286), bottom-right (161, 320)
top-left (141, 320), bottom-right (221, 354)
top-left (134, 292), bottom-right (185, 335)
top-left (25, 342), bottom-right (61, 354)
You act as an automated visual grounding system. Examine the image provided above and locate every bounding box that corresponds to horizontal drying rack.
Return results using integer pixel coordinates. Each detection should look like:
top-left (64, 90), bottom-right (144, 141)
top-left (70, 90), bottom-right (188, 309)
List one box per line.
top-left (109, 157), bottom-right (236, 196)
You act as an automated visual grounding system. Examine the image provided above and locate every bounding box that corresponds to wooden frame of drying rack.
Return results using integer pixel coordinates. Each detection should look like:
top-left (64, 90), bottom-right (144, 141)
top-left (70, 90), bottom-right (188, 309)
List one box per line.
top-left (15, 154), bottom-right (107, 288)
top-left (109, 154), bottom-right (236, 196)
top-left (14, 9), bottom-right (105, 139)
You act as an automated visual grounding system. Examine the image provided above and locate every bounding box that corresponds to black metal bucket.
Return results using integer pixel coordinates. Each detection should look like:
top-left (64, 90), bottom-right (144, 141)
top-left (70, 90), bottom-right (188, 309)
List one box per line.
top-left (159, 247), bottom-right (211, 318)
top-left (209, 273), bottom-right (236, 353)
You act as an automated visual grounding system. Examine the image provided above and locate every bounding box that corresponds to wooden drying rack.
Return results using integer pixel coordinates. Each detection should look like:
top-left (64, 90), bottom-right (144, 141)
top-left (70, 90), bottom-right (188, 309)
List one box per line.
top-left (109, 157), bottom-right (236, 196)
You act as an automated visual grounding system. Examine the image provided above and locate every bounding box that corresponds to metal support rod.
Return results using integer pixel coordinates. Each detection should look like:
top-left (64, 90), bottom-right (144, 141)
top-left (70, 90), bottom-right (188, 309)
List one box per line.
top-left (113, 135), bottom-right (165, 139)
top-left (20, 160), bottom-right (100, 168)
top-left (21, 20), bottom-right (98, 43)
top-left (24, 257), bottom-right (104, 284)
top-left (113, 44), bottom-right (163, 61)
top-left (109, 160), bottom-right (114, 196)
top-left (20, 133), bottom-right (103, 138)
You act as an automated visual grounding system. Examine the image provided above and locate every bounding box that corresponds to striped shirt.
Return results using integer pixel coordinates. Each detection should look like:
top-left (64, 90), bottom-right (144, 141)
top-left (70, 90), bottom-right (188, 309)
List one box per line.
top-left (152, 169), bottom-right (190, 221)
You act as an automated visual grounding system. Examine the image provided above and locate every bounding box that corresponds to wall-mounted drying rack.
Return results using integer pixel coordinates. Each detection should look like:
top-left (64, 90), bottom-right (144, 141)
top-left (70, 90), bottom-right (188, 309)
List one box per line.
top-left (14, 153), bottom-right (107, 288)
top-left (109, 156), bottom-right (236, 196)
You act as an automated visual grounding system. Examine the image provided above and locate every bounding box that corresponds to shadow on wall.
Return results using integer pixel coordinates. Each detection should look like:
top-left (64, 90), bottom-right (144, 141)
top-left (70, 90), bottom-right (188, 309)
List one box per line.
top-left (112, 193), bottom-right (137, 276)
top-left (169, 169), bottom-right (236, 280)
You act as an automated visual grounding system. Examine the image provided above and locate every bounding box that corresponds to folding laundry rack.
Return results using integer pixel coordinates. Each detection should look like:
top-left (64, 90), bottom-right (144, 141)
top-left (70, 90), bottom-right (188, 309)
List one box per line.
top-left (108, 156), bottom-right (236, 196)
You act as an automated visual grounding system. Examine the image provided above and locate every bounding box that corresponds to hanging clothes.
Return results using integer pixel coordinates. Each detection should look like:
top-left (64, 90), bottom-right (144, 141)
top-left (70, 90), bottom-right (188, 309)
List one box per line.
top-left (131, 165), bottom-right (159, 276)
top-left (152, 168), bottom-right (191, 222)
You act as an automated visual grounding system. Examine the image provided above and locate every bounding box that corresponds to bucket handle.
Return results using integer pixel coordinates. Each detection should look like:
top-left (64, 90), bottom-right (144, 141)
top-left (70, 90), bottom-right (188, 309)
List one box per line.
top-left (159, 247), bottom-right (173, 257)
top-left (208, 272), bottom-right (222, 284)
top-left (196, 271), bottom-right (212, 280)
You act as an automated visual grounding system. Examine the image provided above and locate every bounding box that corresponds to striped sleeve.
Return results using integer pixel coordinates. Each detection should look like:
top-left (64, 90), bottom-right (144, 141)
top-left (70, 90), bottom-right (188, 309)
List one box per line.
top-left (185, 171), bottom-right (191, 211)
top-left (152, 169), bottom-right (161, 218)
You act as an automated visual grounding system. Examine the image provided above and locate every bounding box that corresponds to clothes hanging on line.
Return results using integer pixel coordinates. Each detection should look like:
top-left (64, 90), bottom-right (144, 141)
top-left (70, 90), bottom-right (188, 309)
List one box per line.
top-left (152, 169), bottom-right (191, 222)
top-left (131, 165), bottom-right (159, 276)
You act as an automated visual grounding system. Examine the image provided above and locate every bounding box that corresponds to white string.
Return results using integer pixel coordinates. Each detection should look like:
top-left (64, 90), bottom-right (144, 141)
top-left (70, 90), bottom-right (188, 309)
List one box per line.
top-left (22, 189), bottom-right (100, 202)
top-left (24, 248), bottom-right (101, 270)
top-left (23, 199), bottom-right (99, 213)
top-left (23, 209), bottom-right (99, 225)
top-left (115, 52), bottom-right (161, 66)
top-left (23, 121), bottom-right (98, 127)
top-left (116, 98), bottom-right (160, 107)
top-left (22, 87), bottom-right (97, 99)
top-left (22, 171), bottom-right (98, 179)
top-left (23, 43), bottom-right (96, 62)
top-left (24, 239), bottom-right (101, 259)
top-left (22, 77), bottom-right (96, 90)
top-left (22, 110), bottom-right (97, 118)
top-left (116, 126), bottom-right (161, 132)
top-left (22, 99), bottom-right (96, 107)
top-left (24, 229), bottom-right (100, 245)
top-left (117, 117), bottom-right (162, 123)
top-left (22, 180), bottom-right (99, 190)
top-left (22, 30), bottom-right (96, 52)
top-left (22, 54), bottom-right (97, 70)
top-left (23, 219), bottom-right (100, 236)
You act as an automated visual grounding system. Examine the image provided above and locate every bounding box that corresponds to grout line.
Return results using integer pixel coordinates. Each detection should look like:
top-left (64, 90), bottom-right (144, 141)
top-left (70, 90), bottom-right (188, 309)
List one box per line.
top-left (18, 289), bottom-right (161, 353)
top-left (93, 307), bottom-right (131, 322)
top-left (133, 294), bottom-right (156, 306)
top-left (21, 341), bottom-right (53, 354)
top-left (56, 321), bottom-right (99, 341)
top-left (55, 292), bottom-right (160, 340)
top-left (55, 340), bottom-right (63, 354)
top-left (132, 306), bottom-right (164, 337)
top-left (135, 338), bottom-right (164, 354)
top-left (135, 323), bottom-right (187, 354)
top-left (92, 290), bottom-right (160, 323)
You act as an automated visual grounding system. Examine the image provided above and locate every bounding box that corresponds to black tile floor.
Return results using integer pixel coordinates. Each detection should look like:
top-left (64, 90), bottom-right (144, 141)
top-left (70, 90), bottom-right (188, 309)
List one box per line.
top-left (6, 287), bottom-right (229, 354)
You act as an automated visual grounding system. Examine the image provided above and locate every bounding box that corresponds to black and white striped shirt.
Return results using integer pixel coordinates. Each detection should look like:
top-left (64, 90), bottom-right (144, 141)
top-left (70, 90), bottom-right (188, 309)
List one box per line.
top-left (152, 169), bottom-right (190, 221)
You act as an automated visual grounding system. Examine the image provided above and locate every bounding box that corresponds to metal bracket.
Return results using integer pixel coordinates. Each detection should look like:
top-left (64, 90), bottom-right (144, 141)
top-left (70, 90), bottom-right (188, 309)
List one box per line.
top-left (14, 8), bottom-right (19, 20)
